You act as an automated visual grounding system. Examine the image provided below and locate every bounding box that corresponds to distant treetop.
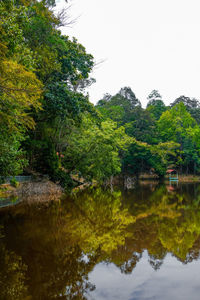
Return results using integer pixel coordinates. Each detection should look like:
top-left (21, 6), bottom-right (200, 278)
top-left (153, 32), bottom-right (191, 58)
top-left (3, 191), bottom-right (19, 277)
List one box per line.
top-left (170, 96), bottom-right (200, 109)
top-left (118, 87), bottom-right (141, 107)
top-left (146, 90), bottom-right (166, 120)
top-left (97, 86), bottom-right (141, 108)
top-left (147, 90), bottom-right (162, 106)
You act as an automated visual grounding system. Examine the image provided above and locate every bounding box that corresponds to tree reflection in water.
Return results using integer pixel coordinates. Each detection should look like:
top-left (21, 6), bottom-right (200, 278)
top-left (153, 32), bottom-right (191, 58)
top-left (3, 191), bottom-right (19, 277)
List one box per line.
top-left (1, 183), bottom-right (200, 299)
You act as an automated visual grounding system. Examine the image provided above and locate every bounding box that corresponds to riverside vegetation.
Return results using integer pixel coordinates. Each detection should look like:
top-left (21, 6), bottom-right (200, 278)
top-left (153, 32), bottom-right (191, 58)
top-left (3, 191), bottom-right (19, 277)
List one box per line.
top-left (1, 0), bottom-right (200, 188)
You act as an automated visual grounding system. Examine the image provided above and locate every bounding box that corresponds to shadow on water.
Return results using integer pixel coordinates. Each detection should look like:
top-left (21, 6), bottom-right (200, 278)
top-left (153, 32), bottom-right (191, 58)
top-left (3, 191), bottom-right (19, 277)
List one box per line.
top-left (1, 182), bottom-right (200, 299)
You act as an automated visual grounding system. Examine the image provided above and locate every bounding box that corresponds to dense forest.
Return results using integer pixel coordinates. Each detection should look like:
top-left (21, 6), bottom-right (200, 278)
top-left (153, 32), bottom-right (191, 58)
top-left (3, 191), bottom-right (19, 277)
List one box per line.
top-left (1, 0), bottom-right (200, 187)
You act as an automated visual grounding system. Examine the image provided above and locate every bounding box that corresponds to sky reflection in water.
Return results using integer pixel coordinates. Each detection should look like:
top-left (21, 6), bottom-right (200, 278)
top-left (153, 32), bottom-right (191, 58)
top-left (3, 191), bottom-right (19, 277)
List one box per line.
top-left (1, 182), bottom-right (200, 299)
top-left (90, 252), bottom-right (200, 300)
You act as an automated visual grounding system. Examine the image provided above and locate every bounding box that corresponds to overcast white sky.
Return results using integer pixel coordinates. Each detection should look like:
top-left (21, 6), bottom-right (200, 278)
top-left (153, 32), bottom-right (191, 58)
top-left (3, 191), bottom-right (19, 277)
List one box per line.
top-left (56, 0), bottom-right (200, 107)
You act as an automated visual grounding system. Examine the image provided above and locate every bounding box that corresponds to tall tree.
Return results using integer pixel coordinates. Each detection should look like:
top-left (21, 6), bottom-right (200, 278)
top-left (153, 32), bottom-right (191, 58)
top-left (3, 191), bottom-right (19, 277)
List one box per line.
top-left (171, 95), bottom-right (200, 124)
top-left (146, 90), bottom-right (166, 121)
top-left (62, 116), bottom-right (132, 182)
top-left (96, 87), bottom-right (141, 125)
top-left (158, 102), bottom-right (200, 173)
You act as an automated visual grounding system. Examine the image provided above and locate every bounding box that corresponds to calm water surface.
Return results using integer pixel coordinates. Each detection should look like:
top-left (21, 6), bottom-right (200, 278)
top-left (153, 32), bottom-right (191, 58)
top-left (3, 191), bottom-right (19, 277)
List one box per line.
top-left (1, 182), bottom-right (200, 299)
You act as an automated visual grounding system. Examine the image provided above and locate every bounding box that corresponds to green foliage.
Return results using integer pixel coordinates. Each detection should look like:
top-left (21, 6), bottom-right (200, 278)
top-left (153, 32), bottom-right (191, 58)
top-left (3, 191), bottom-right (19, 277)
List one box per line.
top-left (51, 169), bottom-right (74, 189)
top-left (0, 0), bottom-right (96, 182)
top-left (0, 60), bottom-right (43, 131)
top-left (171, 95), bottom-right (200, 110)
top-left (171, 95), bottom-right (200, 124)
top-left (96, 86), bottom-right (141, 125)
top-left (125, 106), bottom-right (157, 143)
top-left (1, 0), bottom-right (200, 182)
top-left (158, 102), bottom-right (196, 142)
top-left (43, 83), bottom-right (94, 120)
top-left (63, 116), bottom-right (132, 182)
top-left (10, 177), bottom-right (19, 188)
top-left (123, 139), bottom-right (180, 177)
top-left (146, 94), bottom-right (166, 121)
top-left (97, 105), bottom-right (125, 124)
top-left (0, 132), bottom-right (27, 177)
top-left (150, 141), bottom-right (180, 176)
top-left (157, 103), bottom-right (200, 173)
top-left (123, 140), bottom-right (152, 176)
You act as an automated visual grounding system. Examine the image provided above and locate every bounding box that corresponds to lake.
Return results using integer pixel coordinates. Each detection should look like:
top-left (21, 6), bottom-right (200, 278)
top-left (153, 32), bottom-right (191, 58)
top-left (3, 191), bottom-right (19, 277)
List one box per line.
top-left (1, 182), bottom-right (200, 300)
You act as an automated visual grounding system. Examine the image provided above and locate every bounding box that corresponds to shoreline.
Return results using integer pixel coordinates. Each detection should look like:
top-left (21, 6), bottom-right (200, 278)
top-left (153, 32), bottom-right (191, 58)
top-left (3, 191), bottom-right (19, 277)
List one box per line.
top-left (0, 180), bottom-right (63, 210)
top-left (139, 174), bottom-right (200, 183)
top-left (1, 174), bottom-right (200, 210)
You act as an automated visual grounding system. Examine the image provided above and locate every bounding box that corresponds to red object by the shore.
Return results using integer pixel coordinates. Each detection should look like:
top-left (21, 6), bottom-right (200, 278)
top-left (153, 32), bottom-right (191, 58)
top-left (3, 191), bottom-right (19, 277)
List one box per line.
top-left (166, 169), bottom-right (175, 173)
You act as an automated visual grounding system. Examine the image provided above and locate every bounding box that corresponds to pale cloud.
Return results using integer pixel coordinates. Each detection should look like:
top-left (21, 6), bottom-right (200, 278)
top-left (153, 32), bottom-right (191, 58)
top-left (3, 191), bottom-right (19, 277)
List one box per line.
top-left (57, 0), bottom-right (200, 106)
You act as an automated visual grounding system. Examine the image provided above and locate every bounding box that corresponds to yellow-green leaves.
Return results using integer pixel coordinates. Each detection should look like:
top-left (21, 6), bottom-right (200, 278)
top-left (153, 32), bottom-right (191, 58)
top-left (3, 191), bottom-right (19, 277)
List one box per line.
top-left (63, 116), bottom-right (132, 181)
top-left (0, 60), bottom-right (43, 131)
